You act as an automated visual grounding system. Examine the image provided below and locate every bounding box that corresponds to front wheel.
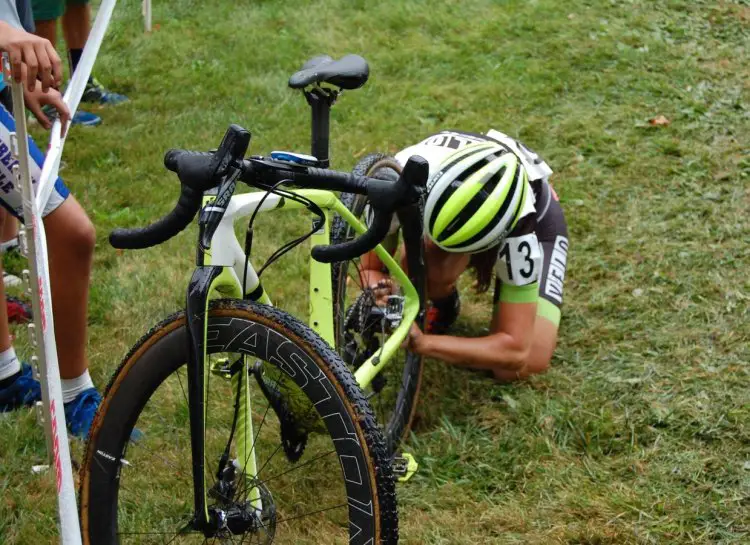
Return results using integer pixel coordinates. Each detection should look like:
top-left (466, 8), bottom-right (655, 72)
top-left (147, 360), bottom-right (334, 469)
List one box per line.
top-left (80, 299), bottom-right (397, 544)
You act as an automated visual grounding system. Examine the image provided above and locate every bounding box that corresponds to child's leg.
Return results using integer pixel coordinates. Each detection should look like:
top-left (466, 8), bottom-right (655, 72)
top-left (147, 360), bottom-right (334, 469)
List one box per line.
top-left (0, 208), bottom-right (25, 396)
top-left (42, 196), bottom-right (95, 379)
top-left (1, 214), bottom-right (18, 248)
top-left (0, 100), bottom-right (98, 430)
top-left (61, 1), bottom-right (91, 50)
top-left (31, 0), bottom-right (63, 44)
top-left (0, 207), bottom-right (13, 354)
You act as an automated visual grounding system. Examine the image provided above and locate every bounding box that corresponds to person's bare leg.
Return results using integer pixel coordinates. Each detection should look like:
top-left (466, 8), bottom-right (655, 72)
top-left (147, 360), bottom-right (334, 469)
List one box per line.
top-left (492, 317), bottom-right (558, 382)
top-left (34, 19), bottom-right (58, 47)
top-left (1, 215), bottom-right (18, 246)
top-left (43, 197), bottom-right (95, 379)
top-left (0, 208), bottom-right (12, 354)
top-left (61, 3), bottom-right (91, 50)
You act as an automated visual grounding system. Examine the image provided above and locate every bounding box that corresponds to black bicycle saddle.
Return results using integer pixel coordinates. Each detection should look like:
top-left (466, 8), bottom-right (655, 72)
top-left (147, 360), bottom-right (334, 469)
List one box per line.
top-left (288, 54), bottom-right (369, 90)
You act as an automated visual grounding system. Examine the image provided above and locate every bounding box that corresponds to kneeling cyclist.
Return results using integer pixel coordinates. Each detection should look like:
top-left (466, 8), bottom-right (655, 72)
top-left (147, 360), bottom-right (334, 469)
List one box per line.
top-left (360, 129), bottom-right (569, 381)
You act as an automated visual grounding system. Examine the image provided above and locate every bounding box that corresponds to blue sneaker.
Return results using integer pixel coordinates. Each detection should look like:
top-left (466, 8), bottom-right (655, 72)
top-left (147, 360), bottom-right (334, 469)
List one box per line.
top-left (0, 363), bottom-right (41, 412)
top-left (82, 77), bottom-right (128, 105)
top-left (64, 387), bottom-right (101, 439)
top-left (41, 104), bottom-right (102, 127)
top-left (71, 110), bottom-right (103, 126)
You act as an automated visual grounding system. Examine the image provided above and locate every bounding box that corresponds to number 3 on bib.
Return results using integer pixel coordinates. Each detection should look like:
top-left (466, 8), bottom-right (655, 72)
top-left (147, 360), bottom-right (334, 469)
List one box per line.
top-left (496, 233), bottom-right (542, 286)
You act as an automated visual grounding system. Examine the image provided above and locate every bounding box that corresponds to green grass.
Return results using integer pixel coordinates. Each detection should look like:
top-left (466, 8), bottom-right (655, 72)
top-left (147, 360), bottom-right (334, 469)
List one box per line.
top-left (1, 0), bottom-right (749, 542)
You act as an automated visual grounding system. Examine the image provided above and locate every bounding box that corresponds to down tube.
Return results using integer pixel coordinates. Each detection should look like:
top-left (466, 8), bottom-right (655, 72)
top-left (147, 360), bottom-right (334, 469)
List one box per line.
top-left (327, 200), bottom-right (418, 390)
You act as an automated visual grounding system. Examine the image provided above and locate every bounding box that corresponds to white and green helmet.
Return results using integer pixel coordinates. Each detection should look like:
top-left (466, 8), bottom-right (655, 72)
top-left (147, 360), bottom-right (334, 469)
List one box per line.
top-left (424, 141), bottom-right (529, 253)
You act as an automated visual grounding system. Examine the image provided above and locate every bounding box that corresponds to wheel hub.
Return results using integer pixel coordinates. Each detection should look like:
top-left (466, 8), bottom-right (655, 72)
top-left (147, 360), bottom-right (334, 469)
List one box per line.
top-left (204, 461), bottom-right (277, 540)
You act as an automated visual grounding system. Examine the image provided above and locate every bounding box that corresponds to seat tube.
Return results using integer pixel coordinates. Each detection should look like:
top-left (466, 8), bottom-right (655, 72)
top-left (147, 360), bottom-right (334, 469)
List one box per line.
top-left (309, 210), bottom-right (335, 347)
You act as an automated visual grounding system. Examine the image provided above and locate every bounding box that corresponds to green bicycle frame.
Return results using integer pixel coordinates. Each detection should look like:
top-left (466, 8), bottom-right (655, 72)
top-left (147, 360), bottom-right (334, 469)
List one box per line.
top-left (203, 188), bottom-right (418, 390)
top-left (187, 187), bottom-right (418, 525)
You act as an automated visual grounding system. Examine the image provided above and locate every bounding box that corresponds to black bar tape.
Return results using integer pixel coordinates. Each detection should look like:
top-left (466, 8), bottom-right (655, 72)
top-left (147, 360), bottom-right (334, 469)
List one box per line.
top-left (311, 209), bottom-right (392, 263)
top-left (109, 185), bottom-right (202, 249)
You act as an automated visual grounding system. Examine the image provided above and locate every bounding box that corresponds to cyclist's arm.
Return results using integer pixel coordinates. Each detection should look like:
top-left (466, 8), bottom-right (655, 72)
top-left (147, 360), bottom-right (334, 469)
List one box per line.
top-left (357, 223), bottom-right (401, 288)
top-left (358, 249), bottom-right (390, 287)
top-left (409, 213), bottom-right (543, 374)
top-left (408, 284), bottom-right (538, 373)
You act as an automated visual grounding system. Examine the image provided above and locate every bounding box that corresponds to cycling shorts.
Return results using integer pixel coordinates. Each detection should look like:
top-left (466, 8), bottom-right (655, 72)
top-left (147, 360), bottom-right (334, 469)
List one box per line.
top-left (31, 0), bottom-right (89, 21)
top-left (0, 95), bottom-right (69, 220)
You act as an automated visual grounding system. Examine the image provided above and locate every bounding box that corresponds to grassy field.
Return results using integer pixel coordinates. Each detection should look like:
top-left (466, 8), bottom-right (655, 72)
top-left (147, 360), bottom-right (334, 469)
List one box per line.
top-left (1, 0), bottom-right (749, 542)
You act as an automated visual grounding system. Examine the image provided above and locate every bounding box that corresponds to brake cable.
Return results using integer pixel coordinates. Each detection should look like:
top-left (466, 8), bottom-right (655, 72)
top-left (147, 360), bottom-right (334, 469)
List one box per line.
top-left (241, 179), bottom-right (326, 295)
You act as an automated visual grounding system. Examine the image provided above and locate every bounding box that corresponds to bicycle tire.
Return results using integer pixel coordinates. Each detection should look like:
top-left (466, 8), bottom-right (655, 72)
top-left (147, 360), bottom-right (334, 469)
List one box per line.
top-left (79, 299), bottom-right (397, 544)
top-left (331, 153), bottom-right (426, 455)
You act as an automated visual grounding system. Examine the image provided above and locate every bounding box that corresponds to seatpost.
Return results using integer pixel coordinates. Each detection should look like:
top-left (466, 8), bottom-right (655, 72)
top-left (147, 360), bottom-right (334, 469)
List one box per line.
top-left (304, 86), bottom-right (339, 168)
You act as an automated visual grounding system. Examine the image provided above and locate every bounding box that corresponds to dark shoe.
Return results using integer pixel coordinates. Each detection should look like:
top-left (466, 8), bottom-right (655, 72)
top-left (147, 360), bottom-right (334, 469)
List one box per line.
top-left (82, 77), bottom-right (128, 105)
top-left (41, 104), bottom-right (102, 127)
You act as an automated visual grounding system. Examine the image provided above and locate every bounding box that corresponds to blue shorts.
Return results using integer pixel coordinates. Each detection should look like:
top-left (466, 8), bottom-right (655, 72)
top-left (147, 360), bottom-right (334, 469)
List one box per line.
top-left (0, 101), bottom-right (69, 220)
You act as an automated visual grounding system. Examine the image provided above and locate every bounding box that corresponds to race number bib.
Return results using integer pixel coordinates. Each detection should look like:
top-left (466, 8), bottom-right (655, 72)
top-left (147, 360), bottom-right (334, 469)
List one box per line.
top-left (496, 233), bottom-right (542, 287)
top-left (486, 129), bottom-right (553, 182)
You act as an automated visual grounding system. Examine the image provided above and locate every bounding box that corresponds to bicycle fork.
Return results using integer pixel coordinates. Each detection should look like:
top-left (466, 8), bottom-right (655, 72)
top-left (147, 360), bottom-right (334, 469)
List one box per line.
top-left (185, 266), bottom-right (262, 535)
top-left (185, 265), bottom-right (220, 532)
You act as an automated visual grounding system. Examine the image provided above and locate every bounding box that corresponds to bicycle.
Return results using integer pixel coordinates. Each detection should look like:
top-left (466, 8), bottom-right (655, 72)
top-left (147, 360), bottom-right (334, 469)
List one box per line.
top-left (79, 54), bottom-right (428, 544)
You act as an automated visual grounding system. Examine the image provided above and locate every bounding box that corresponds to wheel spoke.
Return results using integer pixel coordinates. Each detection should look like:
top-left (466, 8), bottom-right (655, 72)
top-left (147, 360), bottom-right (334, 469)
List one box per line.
top-left (87, 307), bottom-right (386, 543)
top-left (275, 502), bottom-right (348, 525)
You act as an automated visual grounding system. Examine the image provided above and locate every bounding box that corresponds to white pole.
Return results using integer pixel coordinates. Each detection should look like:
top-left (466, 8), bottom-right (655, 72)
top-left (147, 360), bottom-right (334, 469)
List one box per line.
top-left (36, 0), bottom-right (118, 212)
top-left (4, 57), bottom-right (83, 545)
top-left (143, 0), bottom-right (152, 33)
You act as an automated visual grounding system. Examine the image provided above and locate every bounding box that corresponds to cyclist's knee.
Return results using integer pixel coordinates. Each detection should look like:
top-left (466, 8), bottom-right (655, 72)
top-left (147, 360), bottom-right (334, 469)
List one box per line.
top-left (68, 216), bottom-right (96, 258)
top-left (45, 199), bottom-right (96, 258)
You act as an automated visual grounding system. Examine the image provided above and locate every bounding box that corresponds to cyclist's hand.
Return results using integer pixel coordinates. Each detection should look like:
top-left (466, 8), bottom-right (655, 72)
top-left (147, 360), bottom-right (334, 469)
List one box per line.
top-left (24, 81), bottom-right (70, 135)
top-left (0, 22), bottom-right (62, 92)
top-left (401, 323), bottom-right (425, 353)
top-left (368, 279), bottom-right (394, 306)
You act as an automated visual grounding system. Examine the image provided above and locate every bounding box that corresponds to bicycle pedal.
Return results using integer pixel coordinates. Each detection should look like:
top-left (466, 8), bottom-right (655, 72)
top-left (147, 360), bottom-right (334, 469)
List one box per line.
top-left (393, 452), bottom-right (418, 482)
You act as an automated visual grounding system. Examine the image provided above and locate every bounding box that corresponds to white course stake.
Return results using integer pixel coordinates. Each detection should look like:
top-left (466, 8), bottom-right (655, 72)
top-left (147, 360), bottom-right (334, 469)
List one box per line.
top-left (3, 57), bottom-right (82, 544)
top-left (143, 0), bottom-right (152, 32)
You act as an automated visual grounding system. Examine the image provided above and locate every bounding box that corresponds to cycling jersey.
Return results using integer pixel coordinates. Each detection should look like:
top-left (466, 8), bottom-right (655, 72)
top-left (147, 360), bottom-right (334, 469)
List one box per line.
top-left (392, 129), bottom-right (569, 325)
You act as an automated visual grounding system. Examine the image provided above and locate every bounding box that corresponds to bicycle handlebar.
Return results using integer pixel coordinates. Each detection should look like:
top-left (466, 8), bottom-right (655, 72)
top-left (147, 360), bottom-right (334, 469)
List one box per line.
top-left (109, 184), bottom-right (202, 249)
top-left (108, 125), bottom-right (428, 263)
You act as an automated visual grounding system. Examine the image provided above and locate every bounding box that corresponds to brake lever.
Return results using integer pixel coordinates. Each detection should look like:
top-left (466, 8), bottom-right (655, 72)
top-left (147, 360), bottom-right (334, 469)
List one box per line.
top-left (199, 166), bottom-right (242, 251)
